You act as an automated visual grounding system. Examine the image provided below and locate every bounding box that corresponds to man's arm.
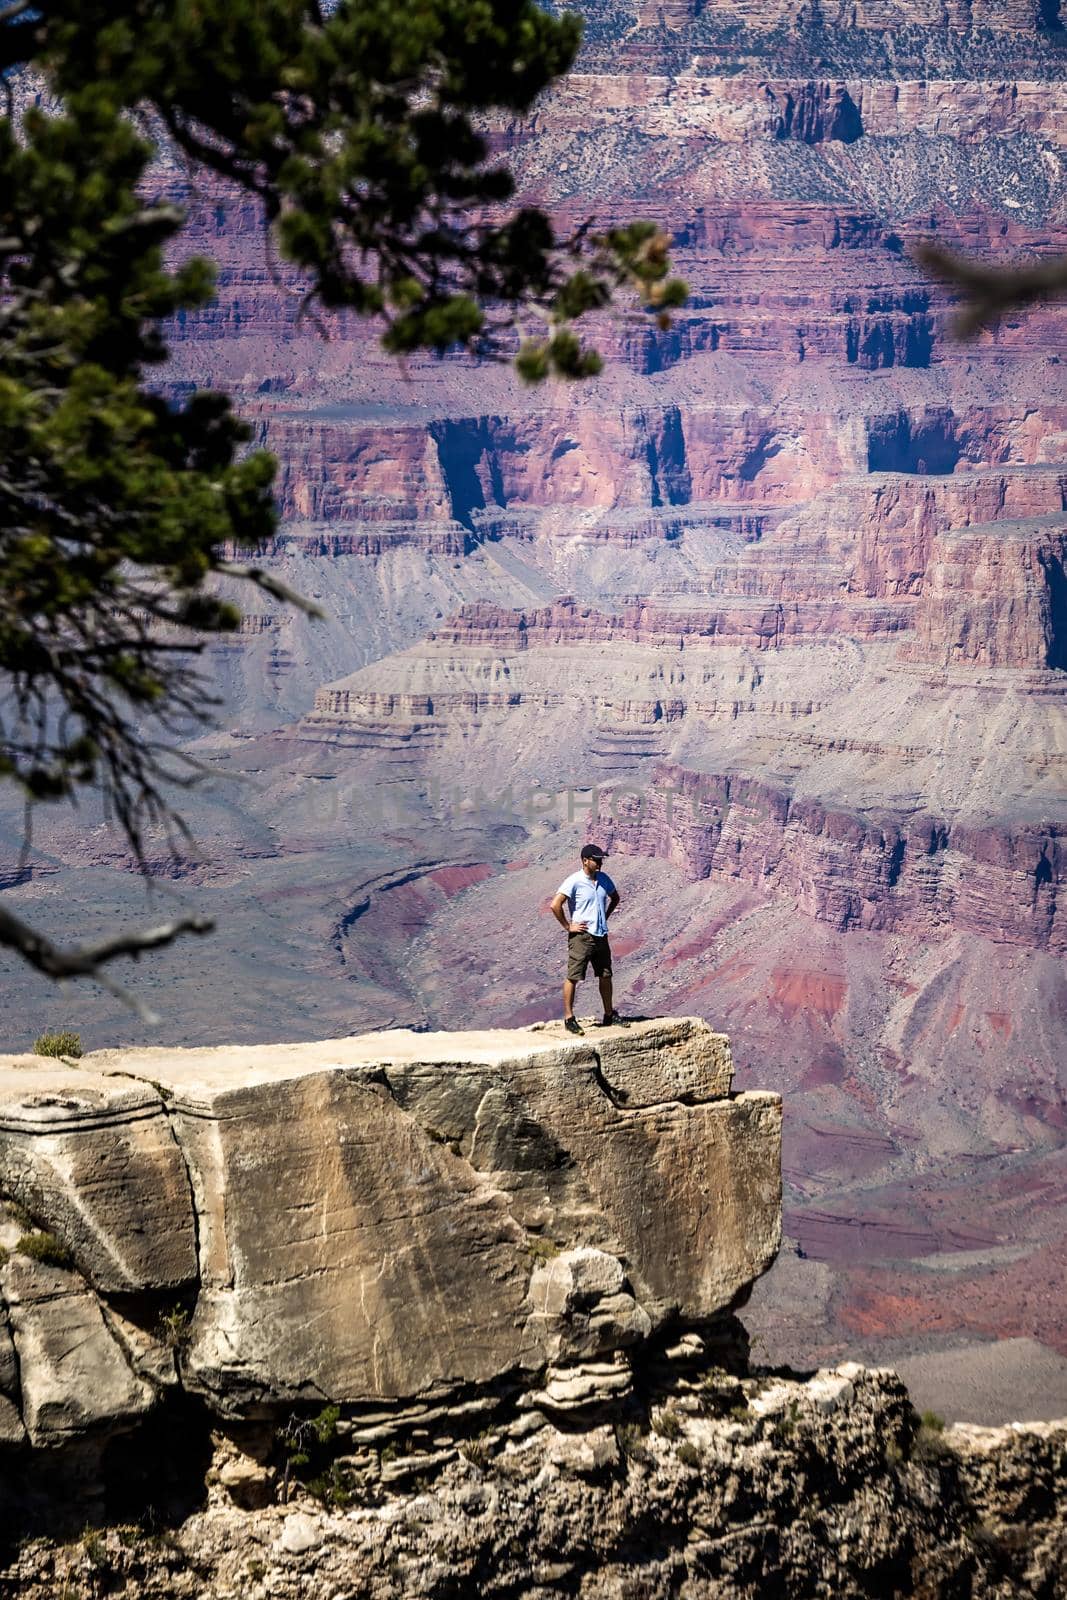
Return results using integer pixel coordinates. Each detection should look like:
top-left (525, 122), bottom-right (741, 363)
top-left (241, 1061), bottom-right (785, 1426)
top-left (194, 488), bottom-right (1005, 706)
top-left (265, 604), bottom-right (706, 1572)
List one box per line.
top-left (606, 892), bottom-right (620, 920)
top-left (551, 890), bottom-right (587, 933)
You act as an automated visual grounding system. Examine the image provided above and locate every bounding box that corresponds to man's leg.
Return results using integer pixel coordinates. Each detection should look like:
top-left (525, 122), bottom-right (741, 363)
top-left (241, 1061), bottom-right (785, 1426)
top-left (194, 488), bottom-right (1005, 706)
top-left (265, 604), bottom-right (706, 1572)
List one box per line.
top-left (563, 977), bottom-right (578, 1020)
top-left (598, 972), bottom-right (613, 1020)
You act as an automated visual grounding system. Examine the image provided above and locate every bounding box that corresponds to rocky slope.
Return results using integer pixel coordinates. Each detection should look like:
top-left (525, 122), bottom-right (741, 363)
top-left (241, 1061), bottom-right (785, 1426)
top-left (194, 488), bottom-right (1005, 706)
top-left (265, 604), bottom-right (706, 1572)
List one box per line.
top-left (3, 1365), bottom-right (1066, 1599)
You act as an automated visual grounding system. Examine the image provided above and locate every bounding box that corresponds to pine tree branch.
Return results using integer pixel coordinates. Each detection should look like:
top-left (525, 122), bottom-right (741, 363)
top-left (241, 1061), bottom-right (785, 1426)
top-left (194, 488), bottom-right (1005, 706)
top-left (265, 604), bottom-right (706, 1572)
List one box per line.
top-left (213, 561), bottom-right (327, 616)
top-left (916, 243), bottom-right (1067, 335)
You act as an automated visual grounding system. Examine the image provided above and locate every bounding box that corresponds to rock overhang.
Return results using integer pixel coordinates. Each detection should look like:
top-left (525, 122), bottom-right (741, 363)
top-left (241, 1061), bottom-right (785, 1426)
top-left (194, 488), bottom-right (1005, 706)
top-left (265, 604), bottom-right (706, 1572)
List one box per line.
top-left (0, 1018), bottom-right (781, 1442)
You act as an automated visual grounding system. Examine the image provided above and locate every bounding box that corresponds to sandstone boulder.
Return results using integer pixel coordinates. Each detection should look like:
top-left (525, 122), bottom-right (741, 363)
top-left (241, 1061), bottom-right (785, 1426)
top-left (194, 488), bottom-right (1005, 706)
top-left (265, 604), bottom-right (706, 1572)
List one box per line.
top-left (0, 1019), bottom-right (780, 1441)
top-left (526, 1247), bottom-right (652, 1361)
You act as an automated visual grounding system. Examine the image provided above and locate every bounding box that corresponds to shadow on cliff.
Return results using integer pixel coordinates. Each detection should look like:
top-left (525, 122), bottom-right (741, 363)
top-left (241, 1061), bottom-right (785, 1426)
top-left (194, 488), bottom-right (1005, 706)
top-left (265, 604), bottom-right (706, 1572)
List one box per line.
top-left (0, 1393), bottom-right (214, 1558)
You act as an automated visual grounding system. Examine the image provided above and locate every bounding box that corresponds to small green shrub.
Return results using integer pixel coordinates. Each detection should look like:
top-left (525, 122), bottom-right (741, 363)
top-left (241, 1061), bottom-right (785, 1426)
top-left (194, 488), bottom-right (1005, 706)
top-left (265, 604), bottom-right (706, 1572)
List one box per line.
top-left (306, 1462), bottom-right (352, 1508)
top-left (459, 1431), bottom-right (495, 1470)
top-left (676, 1440), bottom-right (701, 1468)
top-left (4, 1197), bottom-right (34, 1230)
top-left (33, 1031), bottom-right (82, 1059)
top-left (310, 1404), bottom-right (339, 1445)
top-left (247, 1558), bottom-right (267, 1581)
top-left (699, 1371), bottom-right (746, 1418)
top-left (278, 1404), bottom-right (343, 1502)
top-left (773, 1415), bottom-right (796, 1442)
top-left (914, 1412), bottom-right (952, 1463)
top-left (0, 1246), bottom-right (7, 1268)
top-left (18, 1231), bottom-right (74, 1269)
top-left (652, 1407), bottom-right (683, 1440)
top-left (774, 1399), bottom-right (802, 1439)
top-left (524, 1236), bottom-right (560, 1262)
top-left (157, 1306), bottom-right (190, 1350)
top-left (81, 1530), bottom-right (109, 1570)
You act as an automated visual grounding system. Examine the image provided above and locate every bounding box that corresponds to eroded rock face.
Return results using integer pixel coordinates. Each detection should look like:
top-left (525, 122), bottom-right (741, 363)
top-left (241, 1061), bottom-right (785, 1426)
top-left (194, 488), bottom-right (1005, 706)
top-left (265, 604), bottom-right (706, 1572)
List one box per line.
top-left (0, 1062), bottom-right (198, 1295)
top-left (0, 1307), bottom-right (23, 1447)
top-left (0, 1019), bottom-right (780, 1442)
top-left (0, 1253), bottom-right (156, 1447)
top-left (3, 1359), bottom-right (1064, 1600)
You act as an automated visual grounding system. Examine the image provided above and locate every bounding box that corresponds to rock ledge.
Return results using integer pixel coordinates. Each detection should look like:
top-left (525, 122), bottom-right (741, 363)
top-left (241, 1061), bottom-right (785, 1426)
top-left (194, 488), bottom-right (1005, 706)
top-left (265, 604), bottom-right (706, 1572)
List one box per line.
top-left (0, 1017), bottom-right (779, 1447)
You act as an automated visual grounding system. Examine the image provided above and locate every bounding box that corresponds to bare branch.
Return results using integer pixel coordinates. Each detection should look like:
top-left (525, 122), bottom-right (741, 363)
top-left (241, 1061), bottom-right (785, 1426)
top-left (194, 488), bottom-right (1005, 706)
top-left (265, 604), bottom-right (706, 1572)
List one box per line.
top-left (159, 107), bottom-right (275, 212)
top-left (916, 243), bottom-right (1067, 336)
top-left (0, 900), bottom-right (215, 1024)
top-left (214, 561), bottom-right (327, 617)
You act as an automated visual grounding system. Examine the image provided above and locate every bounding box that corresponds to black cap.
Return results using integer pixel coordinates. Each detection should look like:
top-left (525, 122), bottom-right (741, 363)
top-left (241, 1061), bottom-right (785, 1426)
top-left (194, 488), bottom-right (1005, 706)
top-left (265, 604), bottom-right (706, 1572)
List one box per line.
top-left (580, 843), bottom-right (606, 861)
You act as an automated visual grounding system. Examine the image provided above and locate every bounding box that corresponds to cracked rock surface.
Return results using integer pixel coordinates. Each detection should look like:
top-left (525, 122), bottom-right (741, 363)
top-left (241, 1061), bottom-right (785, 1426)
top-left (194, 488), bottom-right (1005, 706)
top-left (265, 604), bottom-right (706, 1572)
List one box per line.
top-left (0, 1019), bottom-right (778, 1437)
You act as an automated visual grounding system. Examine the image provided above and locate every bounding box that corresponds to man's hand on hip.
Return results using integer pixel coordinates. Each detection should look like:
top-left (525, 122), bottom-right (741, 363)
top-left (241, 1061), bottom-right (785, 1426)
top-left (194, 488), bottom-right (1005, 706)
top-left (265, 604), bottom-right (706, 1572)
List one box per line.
top-left (568, 921), bottom-right (589, 933)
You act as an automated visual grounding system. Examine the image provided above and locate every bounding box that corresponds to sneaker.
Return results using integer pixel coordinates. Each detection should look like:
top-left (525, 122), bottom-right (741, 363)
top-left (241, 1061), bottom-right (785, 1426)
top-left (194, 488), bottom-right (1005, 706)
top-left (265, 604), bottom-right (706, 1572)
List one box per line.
top-left (597, 1011), bottom-right (627, 1028)
top-left (564, 1016), bottom-right (583, 1035)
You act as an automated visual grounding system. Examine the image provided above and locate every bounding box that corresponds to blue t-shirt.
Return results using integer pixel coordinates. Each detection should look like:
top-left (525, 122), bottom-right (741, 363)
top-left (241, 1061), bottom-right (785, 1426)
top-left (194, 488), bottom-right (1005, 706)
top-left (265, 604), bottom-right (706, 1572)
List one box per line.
top-left (557, 869), bottom-right (617, 938)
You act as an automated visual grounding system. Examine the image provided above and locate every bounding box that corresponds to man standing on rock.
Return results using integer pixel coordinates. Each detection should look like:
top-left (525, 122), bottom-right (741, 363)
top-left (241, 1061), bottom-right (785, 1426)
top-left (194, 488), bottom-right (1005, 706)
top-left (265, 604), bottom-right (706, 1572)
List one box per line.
top-left (550, 844), bottom-right (625, 1035)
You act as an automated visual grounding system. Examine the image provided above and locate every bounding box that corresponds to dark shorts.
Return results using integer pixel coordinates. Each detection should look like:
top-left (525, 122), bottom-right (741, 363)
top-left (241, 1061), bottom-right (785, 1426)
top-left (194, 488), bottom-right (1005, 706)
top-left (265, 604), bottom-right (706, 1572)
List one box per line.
top-left (567, 931), bottom-right (612, 982)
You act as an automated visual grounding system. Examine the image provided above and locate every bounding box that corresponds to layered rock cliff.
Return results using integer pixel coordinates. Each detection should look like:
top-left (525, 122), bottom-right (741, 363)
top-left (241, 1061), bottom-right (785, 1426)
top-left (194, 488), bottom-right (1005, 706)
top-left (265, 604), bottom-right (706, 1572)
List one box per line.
top-left (0, 1020), bottom-right (778, 1452)
top-left (1, 1025), bottom-right (1064, 1600)
top-left (3, 1365), bottom-right (1066, 1599)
